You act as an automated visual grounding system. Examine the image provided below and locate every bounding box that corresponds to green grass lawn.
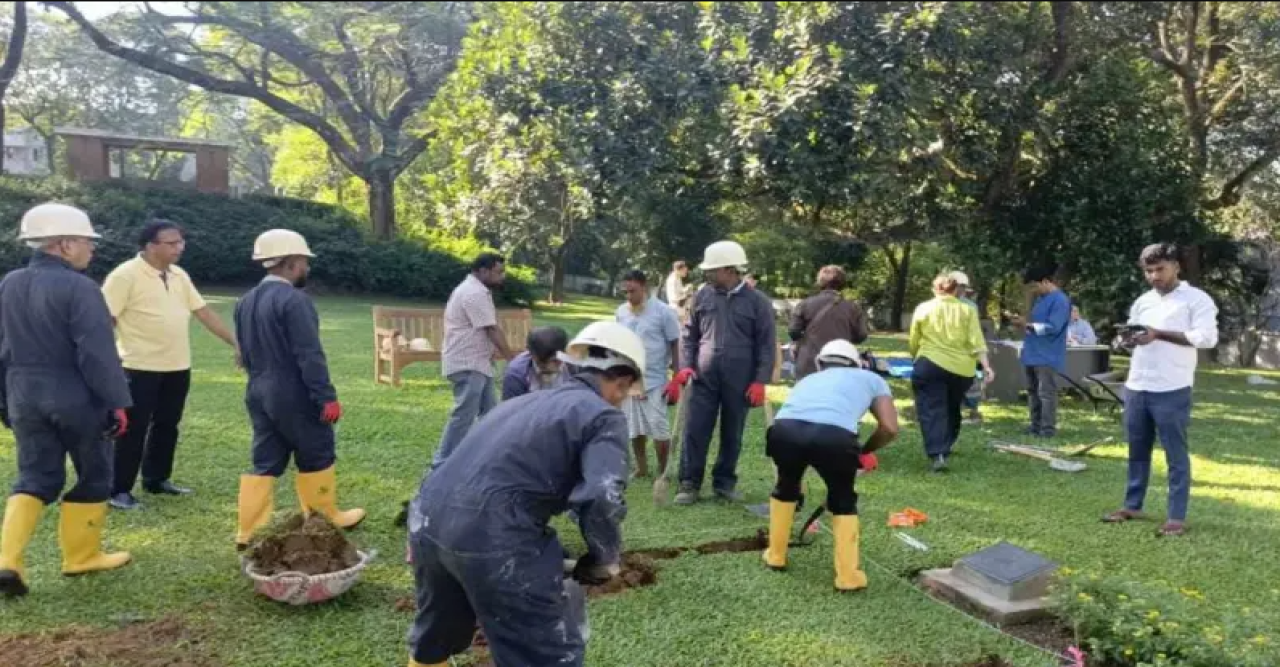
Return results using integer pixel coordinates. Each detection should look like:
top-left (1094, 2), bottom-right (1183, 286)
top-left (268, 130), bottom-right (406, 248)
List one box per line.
top-left (2, 292), bottom-right (1277, 667)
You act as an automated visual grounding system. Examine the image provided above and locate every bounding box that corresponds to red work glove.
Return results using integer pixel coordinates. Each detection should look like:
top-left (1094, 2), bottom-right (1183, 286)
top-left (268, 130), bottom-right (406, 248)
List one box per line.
top-left (746, 382), bottom-right (766, 407)
top-left (320, 401), bottom-right (343, 424)
top-left (859, 452), bottom-right (879, 472)
top-left (107, 409), bottom-right (129, 439)
top-left (665, 376), bottom-right (686, 401)
top-left (673, 368), bottom-right (695, 386)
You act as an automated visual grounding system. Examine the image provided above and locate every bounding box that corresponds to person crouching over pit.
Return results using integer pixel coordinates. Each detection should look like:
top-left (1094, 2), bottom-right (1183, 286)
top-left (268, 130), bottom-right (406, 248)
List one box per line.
top-left (762, 340), bottom-right (899, 592)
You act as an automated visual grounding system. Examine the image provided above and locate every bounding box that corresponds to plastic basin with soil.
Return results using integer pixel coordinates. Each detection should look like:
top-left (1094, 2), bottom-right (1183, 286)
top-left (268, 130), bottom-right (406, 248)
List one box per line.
top-left (243, 513), bottom-right (372, 605)
top-left (245, 513), bottom-right (360, 576)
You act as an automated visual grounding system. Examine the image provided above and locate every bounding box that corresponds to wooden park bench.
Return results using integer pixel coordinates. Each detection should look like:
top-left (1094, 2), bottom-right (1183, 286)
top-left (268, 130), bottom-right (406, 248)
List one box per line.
top-left (373, 305), bottom-right (533, 386)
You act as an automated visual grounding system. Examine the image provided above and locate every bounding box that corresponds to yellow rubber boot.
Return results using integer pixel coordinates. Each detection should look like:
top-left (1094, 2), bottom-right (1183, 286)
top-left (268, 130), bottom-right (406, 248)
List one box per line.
top-left (408, 658), bottom-right (447, 667)
top-left (236, 475), bottom-right (276, 548)
top-left (832, 515), bottom-right (868, 592)
top-left (296, 466), bottom-right (366, 529)
top-left (0, 494), bottom-right (45, 597)
top-left (59, 502), bottom-right (132, 576)
top-left (762, 498), bottom-right (796, 570)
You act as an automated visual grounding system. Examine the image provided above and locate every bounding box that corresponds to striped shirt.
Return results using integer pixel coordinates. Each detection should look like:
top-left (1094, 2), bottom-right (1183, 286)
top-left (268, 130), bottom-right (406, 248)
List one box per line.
top-left (442, 274), bottom-right (498, 377)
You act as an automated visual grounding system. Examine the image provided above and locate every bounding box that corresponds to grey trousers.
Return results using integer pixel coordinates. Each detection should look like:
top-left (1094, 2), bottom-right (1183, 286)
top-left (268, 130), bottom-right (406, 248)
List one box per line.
top-left (431, 371), bottom-right (497, 471)
top-left (1024, 366), bottom-right (1058, 435)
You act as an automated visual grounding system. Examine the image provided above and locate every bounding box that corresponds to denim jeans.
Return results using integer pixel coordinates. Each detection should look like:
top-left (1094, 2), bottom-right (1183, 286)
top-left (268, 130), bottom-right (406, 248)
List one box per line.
top-left (1123, 387), bottom-right (1193, 521)
top-left (1024, 365), bottom-right (1058, 435)
top-left (431, 371), bottom-right (496, 470)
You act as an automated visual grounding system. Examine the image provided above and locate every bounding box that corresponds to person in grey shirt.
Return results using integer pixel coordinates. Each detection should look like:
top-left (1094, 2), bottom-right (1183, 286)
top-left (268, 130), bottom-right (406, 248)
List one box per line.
top-left (1067, 304), bottom-right (1098, 346)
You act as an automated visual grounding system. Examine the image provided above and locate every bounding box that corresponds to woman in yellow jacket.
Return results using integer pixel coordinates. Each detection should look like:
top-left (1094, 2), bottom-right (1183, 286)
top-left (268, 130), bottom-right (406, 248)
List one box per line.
top-left (909, 274), bottom-right (994, 472)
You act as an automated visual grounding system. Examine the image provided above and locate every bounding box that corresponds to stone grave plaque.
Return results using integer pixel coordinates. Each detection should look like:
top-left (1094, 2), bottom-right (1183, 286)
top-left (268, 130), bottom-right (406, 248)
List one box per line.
top-left (951, 541), bottom-right (1057, 602)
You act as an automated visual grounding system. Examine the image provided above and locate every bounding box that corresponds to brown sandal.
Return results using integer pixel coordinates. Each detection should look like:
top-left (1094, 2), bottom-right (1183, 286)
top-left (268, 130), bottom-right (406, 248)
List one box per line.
top-left (1156, 522), bottom-right (1186, 537)
top-left (1101, 509), bottom-right (1146, 523)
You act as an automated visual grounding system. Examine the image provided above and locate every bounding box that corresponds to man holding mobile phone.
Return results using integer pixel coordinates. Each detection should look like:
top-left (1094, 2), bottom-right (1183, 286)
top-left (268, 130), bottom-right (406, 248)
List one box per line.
top-left (1103, 243), bottom-right (1218, 537)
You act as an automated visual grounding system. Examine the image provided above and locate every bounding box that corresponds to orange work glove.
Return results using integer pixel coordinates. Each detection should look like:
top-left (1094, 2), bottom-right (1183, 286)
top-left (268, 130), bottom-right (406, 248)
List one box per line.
top-left (746, 382), bottom-right (766, 407)
top-left (320, 401), bottom-right (343, 424)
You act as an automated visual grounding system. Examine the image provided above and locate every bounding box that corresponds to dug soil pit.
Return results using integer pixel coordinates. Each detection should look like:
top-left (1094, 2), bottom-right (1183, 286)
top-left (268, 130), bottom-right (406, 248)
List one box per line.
top-left (0, 617), bottom-right (219, 667)
top-left (584, 552), bottom-right (659, 597)
top-left (246, 512), bottom-right (359, 576)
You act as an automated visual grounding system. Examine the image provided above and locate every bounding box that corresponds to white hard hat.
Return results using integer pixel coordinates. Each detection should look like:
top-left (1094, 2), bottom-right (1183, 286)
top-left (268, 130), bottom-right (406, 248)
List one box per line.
top-left (561, 321), bottom-right (646, 389)
top-left (816, 339), bottom-right (860, 369)
top-left (253, 229), bottom-right (314, 263)
top-left (408, 337), bottom-right (433, 352)
top-left (948, 271), bottom-right (971, 287)
top-left (18, 203), bottom-right (100, 240)
top-left (699, 240), bottom-right (749, 271)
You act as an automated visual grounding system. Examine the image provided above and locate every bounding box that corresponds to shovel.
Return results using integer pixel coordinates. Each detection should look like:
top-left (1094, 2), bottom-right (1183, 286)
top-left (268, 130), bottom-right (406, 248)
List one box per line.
top-left (990, 441), bottom-right (1087, 473)
top-left (652, 383), bottom-right (690, 506)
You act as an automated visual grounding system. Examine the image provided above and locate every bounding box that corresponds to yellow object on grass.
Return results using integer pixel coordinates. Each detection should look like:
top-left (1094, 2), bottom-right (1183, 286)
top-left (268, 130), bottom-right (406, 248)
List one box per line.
top-left (59, 501), bottom-right (132, 575)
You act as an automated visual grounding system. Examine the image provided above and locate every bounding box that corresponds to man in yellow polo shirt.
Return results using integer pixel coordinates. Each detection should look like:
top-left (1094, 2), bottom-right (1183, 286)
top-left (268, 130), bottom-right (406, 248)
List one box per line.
top-left (102, 220), bottom-right (237, 510)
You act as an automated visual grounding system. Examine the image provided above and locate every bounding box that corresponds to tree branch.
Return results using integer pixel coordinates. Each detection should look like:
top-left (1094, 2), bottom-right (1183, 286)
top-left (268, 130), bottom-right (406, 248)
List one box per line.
top-left (1202, 1), bottom-right (1223, 75)
top-left (143, 5), bottom-right (374, 155)
top-left (1152, 20), bottom-right (1190, 80)
top-left (332, 16), bottom-right (377, 122)
top-left (44, 0), bottom-right (366, 176)
top-left (1204, 138), bottom-right (1280, 210)
top-left (1181, 1), bottom-right (1201, 69)
top-left (1207, 76), bottom-right (1246, 125)
top-left (0, 1), bottom-right (29, 94)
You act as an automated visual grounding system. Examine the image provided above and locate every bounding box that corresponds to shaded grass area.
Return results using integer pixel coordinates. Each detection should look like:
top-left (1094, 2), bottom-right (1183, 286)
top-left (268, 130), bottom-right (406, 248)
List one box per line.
top-left (1, 291), bottom-right (1276, 667)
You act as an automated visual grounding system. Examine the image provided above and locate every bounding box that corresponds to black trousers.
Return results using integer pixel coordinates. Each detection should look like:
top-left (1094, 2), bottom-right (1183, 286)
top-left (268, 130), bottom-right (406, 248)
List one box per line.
top-left (246, 379), bottom-right (335, 476)
top-left (766, 419), bottom-right (860, 515)
top-left (10, 370), bottom-right (113, 504)
top-left (113, 369), bottom-right (191, 494)
top-left (911, 357), bottom-right (973, 458)
top-left (680, 361), bottom-right (753, 492)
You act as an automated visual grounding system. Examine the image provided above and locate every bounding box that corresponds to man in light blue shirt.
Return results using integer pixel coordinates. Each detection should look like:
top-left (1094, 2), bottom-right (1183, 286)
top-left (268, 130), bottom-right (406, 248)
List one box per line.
top-left (763, 339), bottom-right (899, 592)
top-left (1020, 265), bottom-right (1070, 438)
top-left (616, 270), bottom-right (681, 478)
top-left (1066, 305), bottom-right (1098, 346)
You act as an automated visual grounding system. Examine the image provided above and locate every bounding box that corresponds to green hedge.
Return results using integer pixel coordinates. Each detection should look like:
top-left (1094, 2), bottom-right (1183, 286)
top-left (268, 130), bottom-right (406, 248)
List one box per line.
top-left (0, 177), bottom-right (533, 304)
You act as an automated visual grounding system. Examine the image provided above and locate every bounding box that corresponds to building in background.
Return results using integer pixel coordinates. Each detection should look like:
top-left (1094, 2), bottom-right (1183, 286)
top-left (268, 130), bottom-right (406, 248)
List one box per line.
top-left (2, 128), bottom-right (52, 176)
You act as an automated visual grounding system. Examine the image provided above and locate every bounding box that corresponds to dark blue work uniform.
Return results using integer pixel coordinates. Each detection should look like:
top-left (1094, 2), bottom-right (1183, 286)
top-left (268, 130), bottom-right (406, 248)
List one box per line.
top-left (233, 277), bottom-right (337, 475)
top-left (407, 375), bottom-right (628, 667)
top-left (0, 252), bottom-right (132, 503)
top-left (680, 282), bottom-right (776, 494)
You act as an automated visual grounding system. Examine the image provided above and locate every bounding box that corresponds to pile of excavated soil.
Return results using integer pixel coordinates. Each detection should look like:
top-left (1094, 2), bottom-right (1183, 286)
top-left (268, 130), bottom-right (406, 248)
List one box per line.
top-left (0, 617), bottom-right (219, 667)
top-left (245, 512), bottom-right (359, 576)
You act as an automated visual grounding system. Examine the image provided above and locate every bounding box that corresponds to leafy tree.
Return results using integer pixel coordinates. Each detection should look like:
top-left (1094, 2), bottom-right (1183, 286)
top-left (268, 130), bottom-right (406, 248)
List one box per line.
top-left (422, 2), bottom-right (719, 302)
top-left (48, 1), bottom-right (471, 239)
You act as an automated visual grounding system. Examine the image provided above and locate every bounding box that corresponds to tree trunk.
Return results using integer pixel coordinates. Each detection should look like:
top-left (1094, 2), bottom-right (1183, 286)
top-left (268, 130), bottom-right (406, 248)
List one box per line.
top-left (368, 170), bottom-right (396, 239)
top-left (43, 132), bottom-right (55, 174)
top-left (0, 2), bottom-right (29, 175)
top-left (884, 241), bottom-right (913, 332)
top-left (550, 248), bottom-right (568, 305)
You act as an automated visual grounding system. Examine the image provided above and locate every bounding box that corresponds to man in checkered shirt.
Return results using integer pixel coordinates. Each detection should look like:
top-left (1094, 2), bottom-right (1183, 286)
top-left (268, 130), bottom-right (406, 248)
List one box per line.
top-left (430, 253), bottom-right (514, 470)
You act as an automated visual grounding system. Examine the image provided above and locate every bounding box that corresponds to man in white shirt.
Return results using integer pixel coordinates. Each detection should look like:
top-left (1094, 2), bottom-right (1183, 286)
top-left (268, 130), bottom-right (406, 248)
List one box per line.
top-left (1103, 243), bottom-right (1218, 537)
